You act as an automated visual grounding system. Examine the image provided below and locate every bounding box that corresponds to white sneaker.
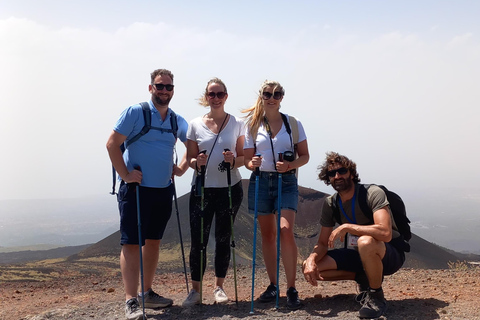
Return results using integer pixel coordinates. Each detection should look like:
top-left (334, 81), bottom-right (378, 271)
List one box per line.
top-left (213, 286), bottom-right (228, 304)
top-left (182, 289), bottom-right (201, 308)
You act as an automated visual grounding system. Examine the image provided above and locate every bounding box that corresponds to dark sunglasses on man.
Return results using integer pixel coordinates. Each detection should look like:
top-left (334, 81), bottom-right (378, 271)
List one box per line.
top-left (152, 83), bottom-right (174, 91)
top-left (262, 91), bottom-right (283, 100)
top-left (327, 167), bottom-right (348, 178)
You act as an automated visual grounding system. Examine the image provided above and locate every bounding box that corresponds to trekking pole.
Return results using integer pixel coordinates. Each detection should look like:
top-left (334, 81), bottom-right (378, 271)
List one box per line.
top-left (275, 153), bottom-right (283, 310)
top-left (134, 166), bottom-right (146, 320)
top-left (250, 153), bottom-right (261, 314)
top-left (223, 149), bottom-right (239, 306)
top-left (172, 176), bottom-right (189, 294)
top-left (199, 149), bottom-right (207, 306)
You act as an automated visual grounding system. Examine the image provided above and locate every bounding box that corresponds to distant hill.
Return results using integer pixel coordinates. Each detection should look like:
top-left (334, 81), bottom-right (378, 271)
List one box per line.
top-left (0, 244), bottom-right (90, 264)
top-left (71, 180), bottom-right (473, 271)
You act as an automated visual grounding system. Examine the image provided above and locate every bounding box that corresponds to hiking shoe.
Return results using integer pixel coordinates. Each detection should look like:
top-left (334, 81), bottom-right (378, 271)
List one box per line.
top-left (138, 288), bottom-right (173, 309)
top-left (358, 289), bottom-right (387, 319)
top-left (125, 298), bottom-right (144, 320)
top-left (213, 286), bottom-right (229, 304)
top-left (182, 289), bottom-right (201, 308)
top-left (286, 287), bottom-right (302, 310)
top-left (354, 272), bottom-right (369, 303)
top-left (258, 283), bottom-right (277, 302)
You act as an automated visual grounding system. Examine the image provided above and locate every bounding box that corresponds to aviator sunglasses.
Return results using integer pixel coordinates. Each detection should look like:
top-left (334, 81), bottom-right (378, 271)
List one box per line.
top-left (327, 167), bottom-right (349, 177)
top-left (207, 91), bottom-right (227, 99)
top-left (262, 91), bottom-right (283, 100)
top-left (152, 83), bottom-right (174, 91)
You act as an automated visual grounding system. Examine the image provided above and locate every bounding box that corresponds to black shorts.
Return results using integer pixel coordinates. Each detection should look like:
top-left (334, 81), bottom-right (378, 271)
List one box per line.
top-left (327, 241), bottom-right (405, 275)
top-left (117, 181), bottom-right (173, 246)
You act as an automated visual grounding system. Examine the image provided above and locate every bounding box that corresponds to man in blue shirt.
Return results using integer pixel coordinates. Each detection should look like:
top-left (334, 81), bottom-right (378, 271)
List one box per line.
top-left (107, 69), bottom-right (188, 320)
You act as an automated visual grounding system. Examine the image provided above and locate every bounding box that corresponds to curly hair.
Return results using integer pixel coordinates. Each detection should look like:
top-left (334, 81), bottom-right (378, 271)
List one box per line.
top-left (197, 77), bottom-right (228, 107)
top-left (150, 69), bottom-right (174, 83)
top-left (241, 80), bottom-right (285, 141)
top-left (317, 151), bottom-right (361, 186)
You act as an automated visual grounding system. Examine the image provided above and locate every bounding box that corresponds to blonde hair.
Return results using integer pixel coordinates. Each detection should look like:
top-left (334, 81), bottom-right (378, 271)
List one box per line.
top-left (242, 80), bottom-right (285, 140)
top-left (198, 77), bottom-right (228, 107)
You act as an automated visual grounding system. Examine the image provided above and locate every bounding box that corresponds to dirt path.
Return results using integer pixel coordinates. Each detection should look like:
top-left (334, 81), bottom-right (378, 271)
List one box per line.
top-left (1, 266), bottom-right (479, 320)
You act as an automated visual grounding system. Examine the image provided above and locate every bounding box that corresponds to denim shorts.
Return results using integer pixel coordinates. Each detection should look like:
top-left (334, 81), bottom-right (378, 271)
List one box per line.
top-left (247, 171), bottom-right (299, 216)
top-left (117, 181), bottom-right (173, 245)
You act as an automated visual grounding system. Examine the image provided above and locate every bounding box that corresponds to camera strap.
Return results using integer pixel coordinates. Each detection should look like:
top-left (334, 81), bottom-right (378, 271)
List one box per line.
top-left (199, 113), bottom-right (229, 177)
top-left (263, 116), bottom-right (278, 171)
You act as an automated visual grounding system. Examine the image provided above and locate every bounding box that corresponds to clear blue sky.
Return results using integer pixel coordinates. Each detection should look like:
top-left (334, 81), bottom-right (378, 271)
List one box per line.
top-left (1, 1), bottom-right (479, 210)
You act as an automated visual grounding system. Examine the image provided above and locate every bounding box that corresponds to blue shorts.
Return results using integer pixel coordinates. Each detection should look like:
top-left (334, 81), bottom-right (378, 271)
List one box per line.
top-left (326, 240), bottom-right (405, 275)
top-left (117, 181), bottom-right (173, 245)
top-left (247, 171), bottom-right (298, 216)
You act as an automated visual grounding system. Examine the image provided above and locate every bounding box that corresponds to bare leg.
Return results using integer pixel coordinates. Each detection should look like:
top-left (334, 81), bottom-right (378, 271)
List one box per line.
top-left (120, 244), bottom-right (140, 300)
top-left (258, 214), bottom-right (278, 284)
top-left (279, 210), bottom-right (298, 288)
top-left (142, 239), bottom-right (161, 292)
top-left (358, 236), bottom-right (386, 289)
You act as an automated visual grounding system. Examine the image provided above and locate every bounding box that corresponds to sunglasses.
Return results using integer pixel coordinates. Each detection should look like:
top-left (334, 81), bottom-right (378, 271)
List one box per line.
top-left (207, 92), bottom-right (227, 99)
top-left (152, 83), bottom-right (174, 91)
top-left (262, 91), bottom-right (283, 100)
top-left (327, 167), bottom-right (348, 177)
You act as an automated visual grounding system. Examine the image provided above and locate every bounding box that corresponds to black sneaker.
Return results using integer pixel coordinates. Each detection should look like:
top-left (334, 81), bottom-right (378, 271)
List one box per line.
top-left (358, 288), bottom-right (387, 319)
top-left (286, 287), bottom-right (302, 310)
top-left (354, 272), bottom-right (369, 303)
top-left (259, 283), bottom-right (277, 302)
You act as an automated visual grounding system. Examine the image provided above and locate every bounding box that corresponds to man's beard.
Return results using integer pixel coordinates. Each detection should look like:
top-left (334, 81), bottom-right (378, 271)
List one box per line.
top-left (154, 95), bottom-right (171, 106)
top-left (332, 177), bottom-right (353, 192)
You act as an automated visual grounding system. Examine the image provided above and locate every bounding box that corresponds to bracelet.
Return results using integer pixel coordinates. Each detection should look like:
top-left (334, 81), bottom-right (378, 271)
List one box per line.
top-left (195, 160), bottom-right (201, 173)
top-left (232, 157), bottom-right (236, 168)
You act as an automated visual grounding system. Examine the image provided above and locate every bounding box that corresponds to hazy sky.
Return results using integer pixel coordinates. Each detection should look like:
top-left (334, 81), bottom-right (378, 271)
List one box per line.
top-left (1, 1), bottom-right (479, 214)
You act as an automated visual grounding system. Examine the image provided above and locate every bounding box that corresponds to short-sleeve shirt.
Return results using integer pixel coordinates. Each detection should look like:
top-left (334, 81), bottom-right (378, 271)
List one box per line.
top-left (187, 115), bottom-right (245, 188)
top-left (321, 184), bottom-right (400, 238)
top-left (244, 114), bottom-right (307, 172)
top-left (113, 100), bottom-right (188, 188)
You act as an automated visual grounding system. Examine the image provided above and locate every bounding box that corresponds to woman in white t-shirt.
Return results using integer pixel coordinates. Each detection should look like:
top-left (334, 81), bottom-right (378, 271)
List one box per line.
top-left (243, 80), bottom-right (309, 310)
top-left (183, 78), bottom-right (245, 307)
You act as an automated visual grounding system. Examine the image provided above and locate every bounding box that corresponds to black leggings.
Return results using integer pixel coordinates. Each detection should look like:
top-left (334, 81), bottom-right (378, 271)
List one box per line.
top-left (188, 181), bottom-right (243, 281)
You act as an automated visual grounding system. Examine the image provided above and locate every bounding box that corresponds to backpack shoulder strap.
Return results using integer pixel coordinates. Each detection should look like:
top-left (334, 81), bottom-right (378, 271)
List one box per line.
top-left (125, 102), bottom-right (151, 148)
top-left (331, 193), bottom-right (342, 225)
top-left (169, 109), bottom-right (178, 140)
top-left (357, 184), bottom-right (374, 222)
top-left (288, 115), bottom-right (299, 145)
top-left (280, 113), bottom-right (292, 135)
top-left (111, 102), bottom-right (150, 195)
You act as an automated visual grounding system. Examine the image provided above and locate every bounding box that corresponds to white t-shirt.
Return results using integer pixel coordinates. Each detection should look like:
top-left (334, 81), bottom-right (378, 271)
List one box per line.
top-left (187, 114), bottom-right (245, 188)
top-left (244, 114), bottom-right (307, 172)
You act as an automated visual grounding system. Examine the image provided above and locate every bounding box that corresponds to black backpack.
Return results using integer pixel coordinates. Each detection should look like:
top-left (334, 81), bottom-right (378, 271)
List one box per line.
top-left (110, 102), bottom-right (178, 194)
top-left (331, 184), bottom-right (411, 252)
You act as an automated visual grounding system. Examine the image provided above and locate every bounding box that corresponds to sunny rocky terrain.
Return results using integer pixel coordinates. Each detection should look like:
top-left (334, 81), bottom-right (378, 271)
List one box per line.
top-left (1, 260), bottom-right (479, 320)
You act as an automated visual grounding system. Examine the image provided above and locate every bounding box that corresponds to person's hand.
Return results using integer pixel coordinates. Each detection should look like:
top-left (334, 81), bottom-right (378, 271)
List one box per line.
top-left (302, 257), bottom-right (321, 286)
top-left (328, 225), bottom-right (347, 248)
top-left (124, 169), bottom-right (142, 184)
top-left (196, 152), bottom-right (208, 168)
top-left (223, 150), bottom-right (235, 167)
top-left (276, 161), bottom-right (290, 173)
top-left (172, 164), bottom-right (184, 177)
top-left (251, 155), bottom-right (262, 170)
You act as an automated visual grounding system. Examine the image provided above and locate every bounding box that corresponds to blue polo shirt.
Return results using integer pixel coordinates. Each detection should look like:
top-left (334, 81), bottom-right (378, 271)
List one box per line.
top-left (114, 100), bottom-right (188, 188)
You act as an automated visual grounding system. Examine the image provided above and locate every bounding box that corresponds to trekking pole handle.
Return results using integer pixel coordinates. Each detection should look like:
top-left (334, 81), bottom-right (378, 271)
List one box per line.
top-left (224, 148), bottom-right (232, 184)
top-left (198, 150), bottom-right (207, 184)
top-left (254, 153), bottom-right (261, 176)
